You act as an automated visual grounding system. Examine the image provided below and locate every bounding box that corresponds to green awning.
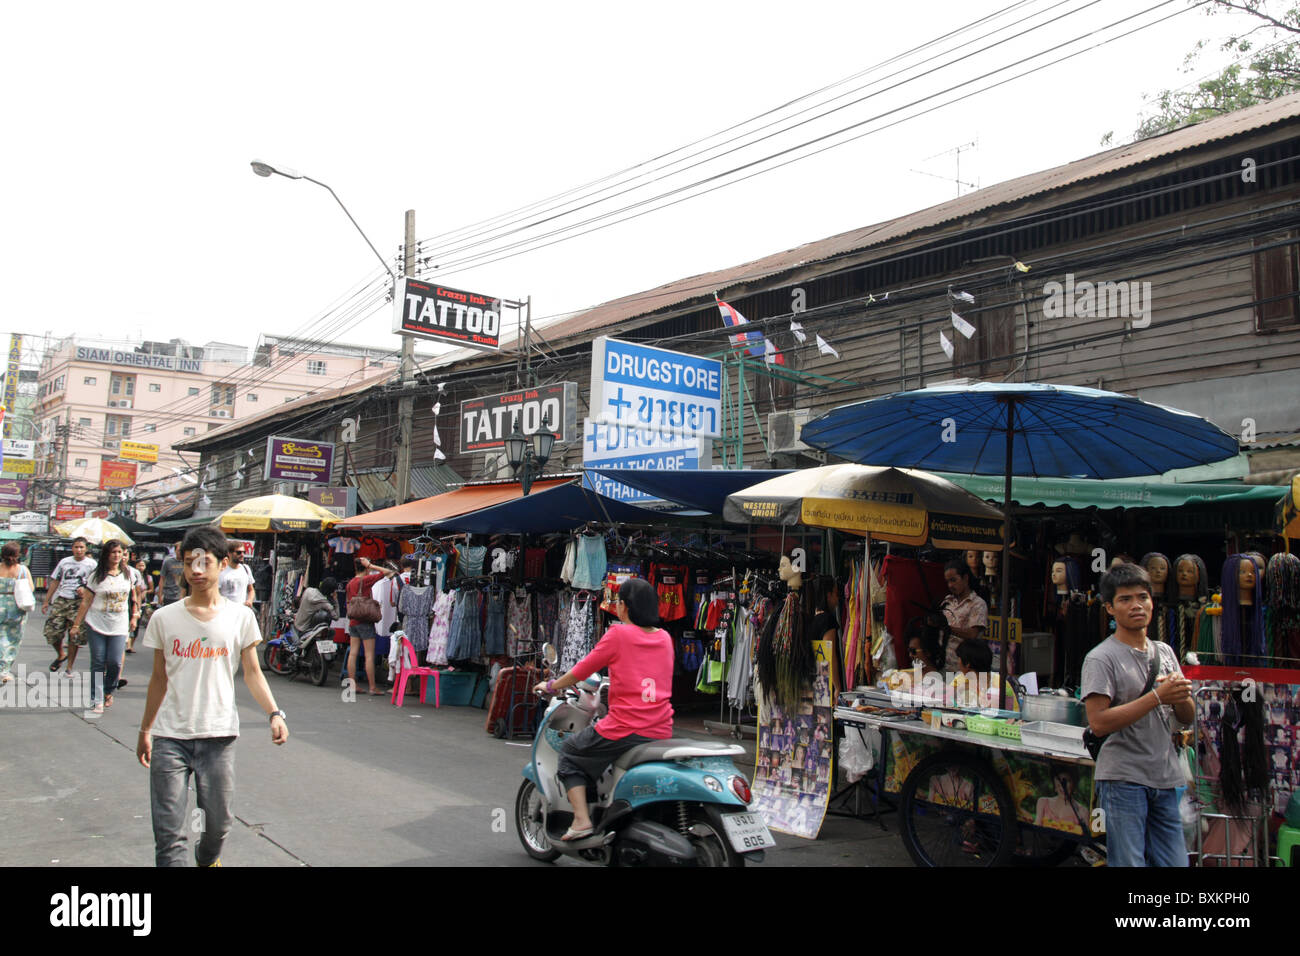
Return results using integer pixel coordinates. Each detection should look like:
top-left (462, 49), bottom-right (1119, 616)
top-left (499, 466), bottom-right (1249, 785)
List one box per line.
top-left (939, 474), bottom-right (1287, 510)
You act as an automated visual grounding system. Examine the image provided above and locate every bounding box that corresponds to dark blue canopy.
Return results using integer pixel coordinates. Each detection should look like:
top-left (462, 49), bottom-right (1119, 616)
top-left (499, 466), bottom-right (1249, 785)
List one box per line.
top-left (587, 468), bottom-right (791, 515)
top-left (425, 481), bottom-right (672, 534)
top-left (801, 382), bottom-right (1240, 479)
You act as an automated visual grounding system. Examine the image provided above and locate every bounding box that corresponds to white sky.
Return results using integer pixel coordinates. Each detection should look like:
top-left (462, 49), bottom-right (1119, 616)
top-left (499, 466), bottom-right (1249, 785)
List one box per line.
top-left (2, 0), bottom-right (1265, 362)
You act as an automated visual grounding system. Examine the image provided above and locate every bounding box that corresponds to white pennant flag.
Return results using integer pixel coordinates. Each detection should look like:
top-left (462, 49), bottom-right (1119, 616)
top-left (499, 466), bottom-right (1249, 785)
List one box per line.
top-left (432, 402), bottom-right (441, 416)
top-left (764, 338), bottom-right (777, 365)
top-left (939, 330), bottom-right (955, 358)
top-left (436, 382), bottom-right (446, 393)
top-left (816, 335), bottom-right (839, 359)
top-left (951, 290), bottom-right (975, 304)
top-left (434, 448), bottom-right (446, 461)
top-left (789, 320), bottom-right (806, 344)
top-left (433, 426), bottom-right (442, 447)
top-left (951, 311), bottom-right (977, 339)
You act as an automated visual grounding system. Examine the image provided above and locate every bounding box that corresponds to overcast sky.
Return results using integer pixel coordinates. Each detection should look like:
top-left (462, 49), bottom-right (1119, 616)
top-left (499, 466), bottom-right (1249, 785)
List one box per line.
top-left (4, 0), bottom-right (1261, 364)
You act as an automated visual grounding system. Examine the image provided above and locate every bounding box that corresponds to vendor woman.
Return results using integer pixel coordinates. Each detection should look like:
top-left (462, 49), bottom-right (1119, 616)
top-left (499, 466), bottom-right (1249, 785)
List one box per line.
top-left (940, 560), bottom-right (989, 673)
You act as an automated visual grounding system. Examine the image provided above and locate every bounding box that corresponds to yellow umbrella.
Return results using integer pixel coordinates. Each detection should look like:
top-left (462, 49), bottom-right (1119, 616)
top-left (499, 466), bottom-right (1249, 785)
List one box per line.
top-left (54, 516), bottom-right (134, 546)
top-left (218, 494), bottom-right (341, 533)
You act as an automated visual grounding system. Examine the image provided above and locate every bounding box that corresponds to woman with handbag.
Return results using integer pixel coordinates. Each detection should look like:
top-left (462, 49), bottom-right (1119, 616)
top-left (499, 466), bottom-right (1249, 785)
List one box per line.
top-left (344, 558), bottom-right (396, 696)
top-left (0, 542), bottom-right (36, 683)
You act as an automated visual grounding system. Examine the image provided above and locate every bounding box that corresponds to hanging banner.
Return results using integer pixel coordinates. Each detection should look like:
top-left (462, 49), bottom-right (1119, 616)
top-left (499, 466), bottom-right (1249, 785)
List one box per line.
top-left (9, 510), bottom-right (48, 534)
top-left (2, 458), bottom-right (35, 476)
top-left (263, 436), bottom-right (335, 485)
top-left (118, 440), bottom-right (160, 463)
top-left (99, 460), bottom-right (138, 490)
top-left (3, 335), bottom-right (20, 438)
top-left (392, 277), bottom-right (502, 351)
top-left (307, 486), bottom-right (357, 518)
top-left (0, 479), bottom-right (28, 511)
top-left (460, 382), bottom-right (576, 453)
top-left (580, 418), bottom-right (706, 507)
top-left (750, 638), bottom-right (835, 840)
top-left (54, 504), bottom-right (86, 521)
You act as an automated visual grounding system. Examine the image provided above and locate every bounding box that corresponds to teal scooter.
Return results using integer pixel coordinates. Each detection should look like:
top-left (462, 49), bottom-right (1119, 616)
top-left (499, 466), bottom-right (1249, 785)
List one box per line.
top-left (514, 644), bottom-right (773, 867)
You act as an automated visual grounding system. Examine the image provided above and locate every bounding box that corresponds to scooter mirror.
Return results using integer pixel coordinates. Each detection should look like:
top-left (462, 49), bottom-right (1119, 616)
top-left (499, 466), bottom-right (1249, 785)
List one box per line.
top-left (542, 643), bottom-right (558, 668)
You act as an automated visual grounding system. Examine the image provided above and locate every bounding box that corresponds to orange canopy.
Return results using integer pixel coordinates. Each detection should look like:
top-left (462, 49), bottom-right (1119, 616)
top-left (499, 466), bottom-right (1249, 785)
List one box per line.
top-left (333, 478), bottom-right (573, 530)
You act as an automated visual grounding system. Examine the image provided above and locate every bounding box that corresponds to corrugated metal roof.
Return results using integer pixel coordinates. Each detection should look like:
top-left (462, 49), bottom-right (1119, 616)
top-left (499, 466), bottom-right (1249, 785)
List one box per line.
top-left (410, 463), bottom-right (464, 498)
top-left (489, 93), bottom-right (1300, 351)
top-left (174, 367), bottom-right (396, 450)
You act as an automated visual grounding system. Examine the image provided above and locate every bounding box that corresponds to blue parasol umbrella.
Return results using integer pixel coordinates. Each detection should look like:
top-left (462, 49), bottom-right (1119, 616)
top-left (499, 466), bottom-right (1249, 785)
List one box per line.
top-left (801, 381), bottom-right (1241, 700)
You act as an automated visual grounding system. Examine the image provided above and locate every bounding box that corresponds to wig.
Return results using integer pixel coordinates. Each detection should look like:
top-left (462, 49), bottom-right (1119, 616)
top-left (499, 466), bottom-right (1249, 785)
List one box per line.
top-left (1220, 553), bottom-right (1265, 666)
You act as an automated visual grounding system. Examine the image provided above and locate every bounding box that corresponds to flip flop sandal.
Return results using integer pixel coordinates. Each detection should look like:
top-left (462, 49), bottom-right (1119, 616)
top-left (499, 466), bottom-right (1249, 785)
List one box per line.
top-left (561, 826), bottom-right (595, 842)
top-left (49, 656), bottom-right (68, 672)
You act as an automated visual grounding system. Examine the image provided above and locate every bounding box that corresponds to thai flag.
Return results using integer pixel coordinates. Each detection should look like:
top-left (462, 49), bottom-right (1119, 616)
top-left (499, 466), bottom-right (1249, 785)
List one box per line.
top-left (717, 300), bottom-right (766, 357)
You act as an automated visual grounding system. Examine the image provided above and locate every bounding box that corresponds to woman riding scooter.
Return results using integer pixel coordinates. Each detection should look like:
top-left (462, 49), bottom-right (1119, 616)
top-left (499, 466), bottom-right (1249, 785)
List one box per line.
top-left (533, 577), bottom-right (673, 841)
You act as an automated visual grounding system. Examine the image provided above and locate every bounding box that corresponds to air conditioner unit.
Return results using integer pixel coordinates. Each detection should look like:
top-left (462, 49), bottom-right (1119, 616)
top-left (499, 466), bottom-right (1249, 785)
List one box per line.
top-left (767, 409), bottom-right (816, 454)
top-left (484, 452), bottom-right (515, 480)
top-left (213, 408), bottom-right (232, 418)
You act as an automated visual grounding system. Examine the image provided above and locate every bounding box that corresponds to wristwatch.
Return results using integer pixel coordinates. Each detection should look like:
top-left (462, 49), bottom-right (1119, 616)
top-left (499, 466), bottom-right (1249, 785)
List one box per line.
top-left (269, 709), bottom-right (286, 722)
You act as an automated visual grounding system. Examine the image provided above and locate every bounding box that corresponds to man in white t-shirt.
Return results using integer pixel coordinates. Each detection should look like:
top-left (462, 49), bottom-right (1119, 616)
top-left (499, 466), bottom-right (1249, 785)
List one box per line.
top-left (41, 537), bottom-right (97, 673)
top-left (137, 527), bottom-right (288, 867)
top-left (217, 544), bottom-right (255, 608)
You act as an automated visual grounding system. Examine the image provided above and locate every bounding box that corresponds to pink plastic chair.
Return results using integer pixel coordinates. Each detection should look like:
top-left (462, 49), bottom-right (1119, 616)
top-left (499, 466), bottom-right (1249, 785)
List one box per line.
top-left (390, 633), bottom-right (440, 708)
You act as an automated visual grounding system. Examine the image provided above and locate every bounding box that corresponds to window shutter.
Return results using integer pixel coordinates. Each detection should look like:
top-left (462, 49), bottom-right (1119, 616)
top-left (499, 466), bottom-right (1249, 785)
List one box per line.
top-left (1253, 232), bottom-right (1299, 333)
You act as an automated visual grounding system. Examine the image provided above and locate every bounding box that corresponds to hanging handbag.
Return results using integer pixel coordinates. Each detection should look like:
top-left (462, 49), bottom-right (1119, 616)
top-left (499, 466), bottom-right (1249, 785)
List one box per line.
top-left (347, 594), bottom-right (382, 623)
top-left (1082, 644), bottom-right (1160, 761)
top-left (14, 567), bottom-right (35, 612)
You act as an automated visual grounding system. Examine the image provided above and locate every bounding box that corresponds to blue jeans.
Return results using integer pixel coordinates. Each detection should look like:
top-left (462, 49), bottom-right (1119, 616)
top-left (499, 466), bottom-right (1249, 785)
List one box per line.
top-left (1099, 780), bottom-right (1189, 867)
top-left (149, 736), bottom-right (237, 867)
top-left (87, 626), bottom-right (126, 705)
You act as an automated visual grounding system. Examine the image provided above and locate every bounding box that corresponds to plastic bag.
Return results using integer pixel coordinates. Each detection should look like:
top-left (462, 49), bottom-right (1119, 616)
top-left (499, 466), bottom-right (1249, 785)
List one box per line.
top-left (838, 727), bottom-right (877, 783)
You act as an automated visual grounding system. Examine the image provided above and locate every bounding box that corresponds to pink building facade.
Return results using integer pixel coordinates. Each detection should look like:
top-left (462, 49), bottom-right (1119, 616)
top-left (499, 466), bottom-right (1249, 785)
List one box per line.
top-left (35, 335), bottom-right (398, 515)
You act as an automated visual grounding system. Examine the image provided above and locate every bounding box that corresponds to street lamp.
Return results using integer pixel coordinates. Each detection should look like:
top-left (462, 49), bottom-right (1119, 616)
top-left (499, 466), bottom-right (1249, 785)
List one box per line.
top-left (504, 415), bottom-right (556, 496)
top-left (249, 159), bottom-right (396, 283)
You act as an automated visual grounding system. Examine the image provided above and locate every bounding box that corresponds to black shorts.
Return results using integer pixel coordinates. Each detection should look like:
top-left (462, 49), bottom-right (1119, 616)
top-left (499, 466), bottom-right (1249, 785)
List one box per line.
top-left (556, 726), bottom-right (654, 790)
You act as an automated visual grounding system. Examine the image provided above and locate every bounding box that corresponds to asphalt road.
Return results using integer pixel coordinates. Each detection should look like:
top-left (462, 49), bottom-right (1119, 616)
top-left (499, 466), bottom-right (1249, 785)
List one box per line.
top-left (1, 609), bottom-right (905, 867)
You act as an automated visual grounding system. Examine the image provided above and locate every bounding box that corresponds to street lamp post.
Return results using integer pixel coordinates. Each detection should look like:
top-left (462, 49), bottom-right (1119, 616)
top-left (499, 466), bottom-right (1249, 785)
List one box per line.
top-left (251, 160), bottom-right (418, 504)
top-left (504, 415), bottom-right (556, 496)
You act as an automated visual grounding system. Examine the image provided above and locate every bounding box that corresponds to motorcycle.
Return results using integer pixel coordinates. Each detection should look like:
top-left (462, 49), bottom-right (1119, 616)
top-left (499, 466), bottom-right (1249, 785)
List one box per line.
top-left (514, 644), bottom-right (774, 867)
top-left (263, 612), bottom-right (340, 687)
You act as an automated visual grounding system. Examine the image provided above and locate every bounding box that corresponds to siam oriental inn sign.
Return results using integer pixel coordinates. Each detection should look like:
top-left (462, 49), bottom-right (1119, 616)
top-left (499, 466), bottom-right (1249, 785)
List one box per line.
top-left (460, 383), bottom-right (577, 453)
top-left (392, 278), bottom-right (502, 351)
top-left (75, 346), bottom-right (204, 373)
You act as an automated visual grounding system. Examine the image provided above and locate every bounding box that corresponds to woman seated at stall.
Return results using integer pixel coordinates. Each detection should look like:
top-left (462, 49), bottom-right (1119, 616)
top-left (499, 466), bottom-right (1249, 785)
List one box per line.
top-left (295, 576), bottom-right (337, 637)
top-left (949, 638), bottom-right (1020, 712)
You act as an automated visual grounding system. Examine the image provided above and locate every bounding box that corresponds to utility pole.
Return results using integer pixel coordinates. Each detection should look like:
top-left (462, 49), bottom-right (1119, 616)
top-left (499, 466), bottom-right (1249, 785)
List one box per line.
top-left (394, 209), bottom-right (416, 506)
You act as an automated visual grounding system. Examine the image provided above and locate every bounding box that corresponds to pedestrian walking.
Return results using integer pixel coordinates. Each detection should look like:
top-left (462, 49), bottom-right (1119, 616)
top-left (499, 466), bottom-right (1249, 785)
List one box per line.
top-left (41, 536), bottom-right (96, 674)
top-left (218, 543), bottom-right (255, 608)
top-left (0, 542), bottom-right (35, 683)
top-left (137, 526), bottom-right (287, 867)
top-left (158, 541), bottom-right (185, 606)
top-left (69, 539), bottom-right (135, 714)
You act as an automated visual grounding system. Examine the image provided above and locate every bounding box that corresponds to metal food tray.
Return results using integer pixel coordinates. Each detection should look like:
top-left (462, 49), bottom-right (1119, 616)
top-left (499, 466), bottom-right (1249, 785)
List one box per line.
top-left (1019, 720), bottom-right (1090, 758)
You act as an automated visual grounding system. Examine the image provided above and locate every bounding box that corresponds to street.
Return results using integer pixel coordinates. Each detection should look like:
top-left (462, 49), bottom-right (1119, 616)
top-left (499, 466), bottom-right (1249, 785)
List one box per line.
top-left (2, 610), bottom-right (902, 867)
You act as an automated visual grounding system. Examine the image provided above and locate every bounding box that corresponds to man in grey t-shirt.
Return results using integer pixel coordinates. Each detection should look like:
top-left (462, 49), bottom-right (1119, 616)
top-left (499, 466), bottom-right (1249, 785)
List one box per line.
top-left (1081, 563), bottom-right (1195, 867)
top-left (159, 544), bottom-right (185, 605)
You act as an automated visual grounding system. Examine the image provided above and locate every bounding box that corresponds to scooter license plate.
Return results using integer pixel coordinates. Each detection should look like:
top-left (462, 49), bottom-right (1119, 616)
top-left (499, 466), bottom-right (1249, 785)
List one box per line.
top-left (315, 640), bottom-right (338, 654)
top-left (720, 812), bottom-right (776, 852)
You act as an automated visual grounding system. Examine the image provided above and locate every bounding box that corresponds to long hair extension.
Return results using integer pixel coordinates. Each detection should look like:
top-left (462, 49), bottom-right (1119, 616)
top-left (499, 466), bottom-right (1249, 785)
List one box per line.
top-left (1217, 691), bottom-right (1244, 814)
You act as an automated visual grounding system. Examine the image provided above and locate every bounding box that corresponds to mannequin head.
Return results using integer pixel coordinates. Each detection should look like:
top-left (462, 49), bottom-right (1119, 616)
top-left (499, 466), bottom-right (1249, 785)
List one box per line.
top-left (1110, 552), bottom-right (1134, 569)
top-left (778, 554), bottom-right (802, 591)
top-left (1049, 555), bottom-right (1082, 594)
top-left (965, 550), bottom-right (982, 576)
top-left (1220, 554), bottom-right (1265, 664)
top-left (982, 550), bottom-right (1000, 575)
top-left (1173, 554), bottom-right (1208, 600)
top-left (1140, 552), bottom-right (1173, 602)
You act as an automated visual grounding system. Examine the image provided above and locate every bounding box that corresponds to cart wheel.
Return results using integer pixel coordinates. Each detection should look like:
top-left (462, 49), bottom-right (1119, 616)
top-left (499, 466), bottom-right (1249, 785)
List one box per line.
top-left (899, 751), bottom-right (1016, 867)
top-left (494, 718), bottom-right (509, 739)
